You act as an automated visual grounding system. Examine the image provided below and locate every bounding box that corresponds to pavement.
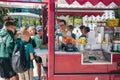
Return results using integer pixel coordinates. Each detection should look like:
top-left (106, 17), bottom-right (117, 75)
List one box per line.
top-left (0, 50), bottom-right (48, 80)
top-left (0, 60), bottom-right (46, 80)
top-left (33, 60), bottom-right (47, 80)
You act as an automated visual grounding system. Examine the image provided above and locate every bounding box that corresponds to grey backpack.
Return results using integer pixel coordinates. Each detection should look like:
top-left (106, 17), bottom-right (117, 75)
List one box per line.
top-left (12, 42), bottom-right (29, 73)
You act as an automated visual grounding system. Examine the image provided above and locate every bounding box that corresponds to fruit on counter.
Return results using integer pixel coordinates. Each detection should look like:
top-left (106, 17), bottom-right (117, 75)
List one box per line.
top-left (78, 37), bottom-right (87, 44)
top-left (102, 40), bottom-right (106, 44)
top-left (63, 36), bottom-right (75, 45)
top-left (107, 18), bottom-right (119, 27)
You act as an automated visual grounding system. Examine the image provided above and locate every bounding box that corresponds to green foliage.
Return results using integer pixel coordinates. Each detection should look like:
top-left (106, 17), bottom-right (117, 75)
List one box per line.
top-left (68, 16), bottom-right (83, 26)
top-left (75, 18), bottom-right (82, 25)
top-left (0, 7), bottom-right (11, 24)
top-left (22, 17), bottom-right (40, 27)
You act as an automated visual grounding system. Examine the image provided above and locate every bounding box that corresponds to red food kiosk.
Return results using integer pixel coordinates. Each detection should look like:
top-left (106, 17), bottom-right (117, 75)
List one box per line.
top-left (48, 0), bottom-right (120, 80)
top-left (1, 0), bottom-right (120, 80)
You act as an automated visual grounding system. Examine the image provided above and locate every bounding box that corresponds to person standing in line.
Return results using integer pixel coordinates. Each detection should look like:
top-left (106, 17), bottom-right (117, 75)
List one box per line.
top-left (34, 26), bottom-right (48, 49)
top-left (20, 26), bottom-right (27, 34)
top-left (28, 26), bottom-right (43, 80)
top-left (0, 16), bottom-right (18, 80)
top-left (19, 30), bottom-right (34, 80)
top-left (28, 26), bottom-right (36, 38)
top-left (28, 26), bottom-right (37, 48)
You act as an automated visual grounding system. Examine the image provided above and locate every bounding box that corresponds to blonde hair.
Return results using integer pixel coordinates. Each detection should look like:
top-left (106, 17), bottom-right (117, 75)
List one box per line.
top-left (28, 26), bottom-right (35, 31)
top-left (20, 26), bottom-right (27, 33)
top-left (21, 30), bottom-right (30, 36)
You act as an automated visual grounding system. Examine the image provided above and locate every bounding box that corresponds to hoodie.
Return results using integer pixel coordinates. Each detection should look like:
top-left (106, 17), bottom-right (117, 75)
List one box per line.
top-left (0, 27), bottom-right (14, 58)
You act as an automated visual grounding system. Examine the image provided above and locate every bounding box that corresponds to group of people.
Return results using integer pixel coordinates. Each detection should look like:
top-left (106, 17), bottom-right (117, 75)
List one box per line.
top-left (0, 15), bottom-right (90, 80)
top-left (56, 18), bottom-right (90, 40)
top-left (55, 18), bottom-right (90, 51)
top-left (56, 19), bottom-right (75, 39)
top-left (79, 25), bottom-right (90, 38)
top-left (0, 15), bottom-right (48, 80)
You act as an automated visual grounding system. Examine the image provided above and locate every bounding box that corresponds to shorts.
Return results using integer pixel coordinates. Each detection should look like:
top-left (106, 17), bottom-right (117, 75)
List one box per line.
top-left (0, 58), bottom-right (17, 78)
top-left (35, 56), bottom-right (42, 63)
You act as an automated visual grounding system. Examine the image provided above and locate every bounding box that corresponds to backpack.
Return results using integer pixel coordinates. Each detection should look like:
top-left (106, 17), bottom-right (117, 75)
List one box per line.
top-left (11, 42), bottom-right (29, 73)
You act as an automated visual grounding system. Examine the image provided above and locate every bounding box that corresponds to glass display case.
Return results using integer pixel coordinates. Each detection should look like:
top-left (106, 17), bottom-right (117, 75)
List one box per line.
top-left (82, 50), bottom-right (112, 64)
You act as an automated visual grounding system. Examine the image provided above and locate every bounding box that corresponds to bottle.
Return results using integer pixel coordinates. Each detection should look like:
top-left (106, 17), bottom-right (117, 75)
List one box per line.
top-left (112, 40), bottom-right (118, 52)
top-left (76, 30), bottom-right (80, 49)
top-left (117, 43), bottom-right (120, 52)
top-left (66, 31), bottom-right (71, 37)
top-left (55, 36), bottom-right (59, 51)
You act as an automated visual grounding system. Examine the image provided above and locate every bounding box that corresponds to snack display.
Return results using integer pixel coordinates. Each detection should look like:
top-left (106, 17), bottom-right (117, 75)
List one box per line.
top-left (78, 37), bottom-right (87, 44)
top-left (107, 18), bottom-right (119, 27)
top-left (63, 36), bottom-right (75, 45)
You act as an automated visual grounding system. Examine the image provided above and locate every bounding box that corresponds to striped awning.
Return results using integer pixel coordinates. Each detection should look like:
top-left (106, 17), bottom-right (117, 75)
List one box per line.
top-left (65, 0), bottom-right (120, 6)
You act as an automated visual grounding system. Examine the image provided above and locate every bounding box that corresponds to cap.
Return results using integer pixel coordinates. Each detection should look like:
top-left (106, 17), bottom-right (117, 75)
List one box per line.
top-left (36, 26), bottom-right (42, 31)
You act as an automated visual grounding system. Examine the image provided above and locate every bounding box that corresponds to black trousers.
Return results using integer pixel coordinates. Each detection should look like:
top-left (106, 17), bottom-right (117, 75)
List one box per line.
top-left (0, 57), bottom-right (17, 78)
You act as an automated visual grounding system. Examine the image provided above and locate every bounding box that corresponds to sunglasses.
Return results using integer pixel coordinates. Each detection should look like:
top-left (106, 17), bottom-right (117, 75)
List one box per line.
top-left (59, 24), bottom-right (65, 26)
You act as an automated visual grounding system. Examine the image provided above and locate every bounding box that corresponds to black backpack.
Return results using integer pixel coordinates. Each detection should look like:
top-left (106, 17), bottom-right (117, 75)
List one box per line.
top-left (12, 42), bottom-right (29, 73)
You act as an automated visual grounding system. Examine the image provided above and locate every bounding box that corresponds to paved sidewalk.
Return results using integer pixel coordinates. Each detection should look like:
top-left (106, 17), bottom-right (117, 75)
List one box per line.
top-left (0, 60), bottom-right (45, 80)
top-left (33, 60), bottom-right (47, 80)
top-left (17, 60), bottom-right (40, 80)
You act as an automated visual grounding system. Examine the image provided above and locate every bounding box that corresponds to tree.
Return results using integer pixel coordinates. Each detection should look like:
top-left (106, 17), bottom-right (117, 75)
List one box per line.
top-left (68, 16), bottom-right (83, 27)
top-left (0, 7), bottom-right (11, 24)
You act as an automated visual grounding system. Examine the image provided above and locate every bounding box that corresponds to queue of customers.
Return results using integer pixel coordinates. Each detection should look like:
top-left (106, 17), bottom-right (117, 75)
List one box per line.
top-left (0, 15), bottom-right (89, 80)
top-left (0, 16), bottom-right (48, 80)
